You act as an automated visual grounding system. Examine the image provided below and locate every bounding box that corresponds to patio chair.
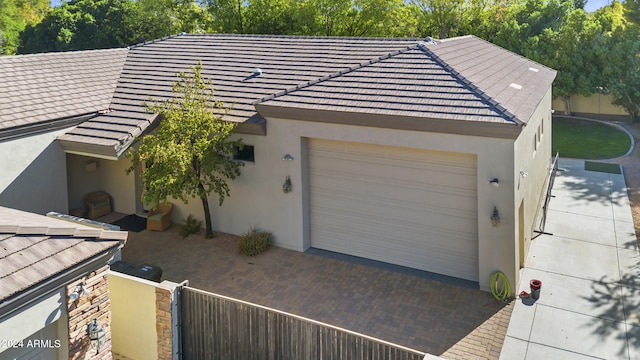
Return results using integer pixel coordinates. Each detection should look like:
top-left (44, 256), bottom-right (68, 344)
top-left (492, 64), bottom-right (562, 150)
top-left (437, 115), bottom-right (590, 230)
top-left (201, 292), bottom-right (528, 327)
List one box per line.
top-left (147, 202), bottom-right (173, 231)
top-left (84, 191), bottom-right (112, 219)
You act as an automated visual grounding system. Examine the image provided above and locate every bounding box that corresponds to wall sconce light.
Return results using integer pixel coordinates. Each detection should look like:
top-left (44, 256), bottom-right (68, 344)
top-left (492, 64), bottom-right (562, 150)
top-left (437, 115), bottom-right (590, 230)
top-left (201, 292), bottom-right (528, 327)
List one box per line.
top-left (283, 176), bottom-right (292, 193)
top-left (87, 318), bottom-right (106, 353)
top-left (491, 207), bottom-right (500, 226)
top-left (282, 154), bottom-right (294, 161)
top-left (488, 178), bottom-right (499, 188)
top-left (69, 284), bottom-right (91, 300)
top-left (519, 170), bottom-right (528, 178)
top-left (84, 160), bottom-right (97, 172)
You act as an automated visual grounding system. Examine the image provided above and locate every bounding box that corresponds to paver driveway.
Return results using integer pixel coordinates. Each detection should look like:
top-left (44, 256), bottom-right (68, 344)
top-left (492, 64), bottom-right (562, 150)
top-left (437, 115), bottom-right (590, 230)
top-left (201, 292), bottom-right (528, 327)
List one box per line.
top-left (121, 228), bottom-right (513, 359)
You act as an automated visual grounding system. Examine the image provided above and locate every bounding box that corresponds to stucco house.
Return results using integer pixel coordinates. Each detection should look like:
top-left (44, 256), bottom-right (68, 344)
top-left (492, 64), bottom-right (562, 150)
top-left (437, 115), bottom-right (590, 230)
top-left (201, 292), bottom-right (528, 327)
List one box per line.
top-left (0, 34), bottom-right (556, 292)
top-left (0, 206), bottom-right (126, 359)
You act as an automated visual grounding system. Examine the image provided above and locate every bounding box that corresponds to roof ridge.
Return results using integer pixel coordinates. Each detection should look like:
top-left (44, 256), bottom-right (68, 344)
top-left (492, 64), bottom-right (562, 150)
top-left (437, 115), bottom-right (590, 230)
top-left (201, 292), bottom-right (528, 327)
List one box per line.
top-left (254, 44), bottom-right (421, 105)
top-left (127, 33), bottom-right (184, 50)
top-left (170, 33), bottom-right (423, 41)
top-left (416, 41), bottom-right (524, 126)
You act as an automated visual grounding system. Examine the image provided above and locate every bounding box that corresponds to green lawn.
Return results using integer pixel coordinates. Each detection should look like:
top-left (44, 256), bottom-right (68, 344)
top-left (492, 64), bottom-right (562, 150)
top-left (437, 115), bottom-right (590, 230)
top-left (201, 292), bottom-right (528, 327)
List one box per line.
top-left (552, 117), bottom-right (631, 159)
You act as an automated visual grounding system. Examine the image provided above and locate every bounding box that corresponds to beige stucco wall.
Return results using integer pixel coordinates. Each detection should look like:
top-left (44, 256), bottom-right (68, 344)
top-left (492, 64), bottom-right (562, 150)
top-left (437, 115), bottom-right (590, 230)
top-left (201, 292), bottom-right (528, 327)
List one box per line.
top-left (109, 272), bottom-right (159, 360)
top-left (552, 94), bottom-right (628, 117)
top-left (0, 288), bottom-right (66, 354)
top-left (67, 154), bottom-right (136, 214)
top-left (0, 129), bottom-right (70, 214)
top-left (514, 88), bottom-right (554, 288)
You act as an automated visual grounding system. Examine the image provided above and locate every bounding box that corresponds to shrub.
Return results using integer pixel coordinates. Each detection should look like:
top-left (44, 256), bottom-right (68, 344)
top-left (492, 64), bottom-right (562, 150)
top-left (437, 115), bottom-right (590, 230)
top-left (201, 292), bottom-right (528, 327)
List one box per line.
top-left (179, 215), bottom-right (202, 238)
top-left (238, 226), bottom-right (273, 256)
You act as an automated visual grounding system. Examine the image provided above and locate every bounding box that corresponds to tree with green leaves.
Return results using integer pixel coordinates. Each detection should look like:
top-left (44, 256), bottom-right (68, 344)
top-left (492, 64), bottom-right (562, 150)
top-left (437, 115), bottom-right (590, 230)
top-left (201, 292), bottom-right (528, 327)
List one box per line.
top-left (602, 25), bottom-right (640, 121)
top-left (18, 0), bottom-right (207, 54)
top-left (0, 0), bottom-right (49, 54)
top-left (127, 63), bottom-right (244, 238)
top-left (206, 0), bottom-right (245, 33)
top-left (623, 0), bottom-right (640, 24)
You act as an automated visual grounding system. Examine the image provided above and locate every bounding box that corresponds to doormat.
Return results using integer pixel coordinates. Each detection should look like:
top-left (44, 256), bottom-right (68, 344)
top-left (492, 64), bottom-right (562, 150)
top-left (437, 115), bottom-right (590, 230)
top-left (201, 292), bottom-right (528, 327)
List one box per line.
top-left (112, 214), bottom-right (147, 232)
top-left (584, 161), bottom-right (622, 174)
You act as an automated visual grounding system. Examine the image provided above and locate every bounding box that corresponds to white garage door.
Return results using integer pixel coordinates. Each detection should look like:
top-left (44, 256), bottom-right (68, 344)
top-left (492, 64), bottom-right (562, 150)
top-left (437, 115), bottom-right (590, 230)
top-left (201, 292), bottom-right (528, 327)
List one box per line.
top-left (309, 139), bottom-right (478, 281)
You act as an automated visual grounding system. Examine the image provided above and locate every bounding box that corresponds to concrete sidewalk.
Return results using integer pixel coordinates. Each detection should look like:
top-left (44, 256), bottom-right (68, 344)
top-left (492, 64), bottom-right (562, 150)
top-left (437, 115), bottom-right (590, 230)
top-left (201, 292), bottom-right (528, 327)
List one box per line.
top-left (500, 159), bottom-right (640, 359)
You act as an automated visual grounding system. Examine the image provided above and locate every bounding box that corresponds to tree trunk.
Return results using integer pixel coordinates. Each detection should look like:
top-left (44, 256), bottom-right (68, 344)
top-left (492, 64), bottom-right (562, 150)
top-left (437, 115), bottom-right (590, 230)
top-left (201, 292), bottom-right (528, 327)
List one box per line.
top-left (199, 183), bottom-right (214, 238)
top-left (562, 95), bottom-right (571, 116)
top-left (236, 0), bottom-right (244, 33)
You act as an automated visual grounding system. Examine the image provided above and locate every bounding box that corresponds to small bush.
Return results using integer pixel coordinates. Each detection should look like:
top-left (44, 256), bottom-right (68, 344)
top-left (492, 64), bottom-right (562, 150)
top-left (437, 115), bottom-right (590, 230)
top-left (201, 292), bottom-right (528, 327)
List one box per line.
top-left (179, 215), bottom-right (202, 238)
top-left (238, 226), bottom-right (273, 256)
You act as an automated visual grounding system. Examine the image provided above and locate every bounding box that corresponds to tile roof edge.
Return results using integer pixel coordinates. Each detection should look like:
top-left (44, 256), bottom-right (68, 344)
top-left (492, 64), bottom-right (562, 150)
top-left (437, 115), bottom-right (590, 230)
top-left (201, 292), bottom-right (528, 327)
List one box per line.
top-left (0, 212), bottom-right (130, 242)
top-left (417, 41), bottom-right (525, 126)
top-left (0, 47), bottom-right (127, 60)
top-left (127, 33), bottom-right (186, 50)
top-left (253, 44), bottom-right (422, 105)
top-left (1, 225), bottom-right (128, 242)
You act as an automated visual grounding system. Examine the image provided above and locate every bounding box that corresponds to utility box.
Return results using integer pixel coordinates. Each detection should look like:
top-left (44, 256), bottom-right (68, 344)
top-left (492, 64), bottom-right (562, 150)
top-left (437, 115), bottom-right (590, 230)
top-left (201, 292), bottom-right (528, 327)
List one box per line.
top-left (110, 260), bottom-right (136, 274)
top-left (128, 264), bottom-right (163, 282)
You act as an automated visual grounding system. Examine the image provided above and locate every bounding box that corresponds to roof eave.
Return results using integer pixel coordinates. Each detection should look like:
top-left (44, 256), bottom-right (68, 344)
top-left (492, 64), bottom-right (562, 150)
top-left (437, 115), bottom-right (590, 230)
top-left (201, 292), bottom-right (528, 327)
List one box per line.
top-left (255, 104), bottom-right (522, 139)
top-left (0, 113), bottom-right (98, 143)
top-left (0, 244), bottom-right (122, 323)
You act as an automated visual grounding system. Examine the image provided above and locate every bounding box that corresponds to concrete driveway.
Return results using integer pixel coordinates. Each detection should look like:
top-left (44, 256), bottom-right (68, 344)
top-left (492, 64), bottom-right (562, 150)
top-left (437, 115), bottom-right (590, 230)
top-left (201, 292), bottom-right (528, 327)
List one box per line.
top-left (501, 159), bottom-right (640, 359)
top-left (122, 226), bottom-right (512, 359)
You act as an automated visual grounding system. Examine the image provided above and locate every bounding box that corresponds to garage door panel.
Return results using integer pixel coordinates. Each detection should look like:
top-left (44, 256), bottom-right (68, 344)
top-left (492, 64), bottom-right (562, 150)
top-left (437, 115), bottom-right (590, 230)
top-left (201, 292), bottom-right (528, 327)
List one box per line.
top-left (311, 182), bottom-right (477, 218)
top-left (312, 196), bottom-right (477, 235)
top-left (313, 228), bottom-right (478, 280)
top-left (312, 165), bottom-right (477, 192)
top-left (312, 151), bottom-right (477, 183)
top-left (309, 139), bottom-right (478, 281)
top-left (311, 173), bottom-right (477, 208)
top-left (313, 209), bottom-right (477, 246)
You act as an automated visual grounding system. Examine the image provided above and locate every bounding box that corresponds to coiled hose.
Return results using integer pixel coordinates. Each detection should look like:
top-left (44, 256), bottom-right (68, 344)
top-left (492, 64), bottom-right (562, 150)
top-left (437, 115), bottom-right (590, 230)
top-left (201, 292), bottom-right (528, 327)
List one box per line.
top-left (490, 271), bottom-right (512, 302)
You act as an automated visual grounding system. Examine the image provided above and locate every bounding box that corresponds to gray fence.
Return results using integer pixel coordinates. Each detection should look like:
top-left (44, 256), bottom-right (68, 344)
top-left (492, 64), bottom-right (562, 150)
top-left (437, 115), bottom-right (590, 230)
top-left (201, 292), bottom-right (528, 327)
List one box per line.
top-left (180, 287), bottom-right (427, 360)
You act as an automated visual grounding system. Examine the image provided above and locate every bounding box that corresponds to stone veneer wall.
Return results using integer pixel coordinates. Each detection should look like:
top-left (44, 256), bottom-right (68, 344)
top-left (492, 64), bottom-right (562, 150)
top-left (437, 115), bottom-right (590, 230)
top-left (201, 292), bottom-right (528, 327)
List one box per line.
top-left (155, 285), bottom-right (173, 360)
top-left (66, 265), bottom-right (113, 360)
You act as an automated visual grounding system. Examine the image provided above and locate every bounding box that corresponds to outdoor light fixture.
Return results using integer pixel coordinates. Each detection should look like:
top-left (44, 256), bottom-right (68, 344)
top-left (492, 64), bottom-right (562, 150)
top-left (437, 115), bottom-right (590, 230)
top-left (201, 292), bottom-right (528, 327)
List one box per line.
top-left (283, 176), bottom-right (292, 193)
top-left (491, 207), bottom-right (501, 226)
top-left (520, 170), bottom-right (529, 178)
top-left (69, 284), bottom-right (91, 300)
top-left (282, 154), bottom-right (294, 161)
top-left (488, 178), bottom-right (499, 188)
top-left (87, 318), bottom-right (106, 353)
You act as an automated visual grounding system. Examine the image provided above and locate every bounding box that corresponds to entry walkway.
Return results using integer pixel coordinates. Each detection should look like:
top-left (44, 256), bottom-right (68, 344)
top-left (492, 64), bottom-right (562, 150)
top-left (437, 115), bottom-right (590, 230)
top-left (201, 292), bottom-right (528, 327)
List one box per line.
top-left (500, 159), bottom-right (640, 359)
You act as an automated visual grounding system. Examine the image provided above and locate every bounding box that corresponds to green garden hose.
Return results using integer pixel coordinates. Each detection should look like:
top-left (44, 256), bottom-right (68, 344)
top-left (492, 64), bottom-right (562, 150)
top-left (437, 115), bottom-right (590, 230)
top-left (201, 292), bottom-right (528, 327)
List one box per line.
top-left (490, 271), bottom-right (512, 302)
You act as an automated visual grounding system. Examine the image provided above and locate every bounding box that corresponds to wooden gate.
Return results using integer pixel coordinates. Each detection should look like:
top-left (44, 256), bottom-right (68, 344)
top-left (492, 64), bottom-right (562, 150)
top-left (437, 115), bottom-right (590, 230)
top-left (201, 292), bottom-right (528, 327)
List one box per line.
top-left (180, 287), bottom-right (426, 360)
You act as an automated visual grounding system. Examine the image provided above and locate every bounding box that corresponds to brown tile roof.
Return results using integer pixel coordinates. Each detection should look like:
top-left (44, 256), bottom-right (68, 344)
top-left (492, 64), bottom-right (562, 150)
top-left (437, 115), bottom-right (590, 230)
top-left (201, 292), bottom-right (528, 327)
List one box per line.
top-left (0, 206), bottom-right (126, 303)
top-left (0, 48), bottom-right (128, 133)
top-left (429, 36), bottom-right (556, 124)
top-left (112, 34), bottom-right (423, 124)
top-left (61, 34), bottom-right (433, 157)
top-left (5, 34), bottom-right (556, 156)
top-left (256, 36), bottom-right (556, 125)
